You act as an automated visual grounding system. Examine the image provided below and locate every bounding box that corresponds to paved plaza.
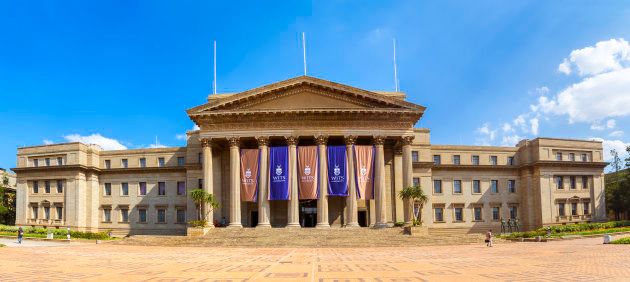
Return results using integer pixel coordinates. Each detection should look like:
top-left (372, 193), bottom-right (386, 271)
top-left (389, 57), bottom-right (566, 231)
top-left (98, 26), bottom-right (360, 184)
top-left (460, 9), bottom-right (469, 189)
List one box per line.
top-left (1, 235), bottom-right (629, 281)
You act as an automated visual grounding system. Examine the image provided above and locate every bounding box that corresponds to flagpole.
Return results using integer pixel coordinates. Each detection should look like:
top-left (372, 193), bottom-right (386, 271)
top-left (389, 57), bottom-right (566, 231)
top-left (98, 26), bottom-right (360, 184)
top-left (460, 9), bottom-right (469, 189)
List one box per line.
top-left (213, 40), bottom-right (217, 95)
top-left (302, 32), bottom-right (307, 76)
top-left (393, 38), bottom-right (399, 92)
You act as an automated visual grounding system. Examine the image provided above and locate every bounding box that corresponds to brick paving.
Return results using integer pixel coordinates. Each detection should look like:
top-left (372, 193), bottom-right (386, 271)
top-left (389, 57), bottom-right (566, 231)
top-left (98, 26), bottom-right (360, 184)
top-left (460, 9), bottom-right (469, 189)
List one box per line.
top-left (0, 235), bottom-right (628, 281)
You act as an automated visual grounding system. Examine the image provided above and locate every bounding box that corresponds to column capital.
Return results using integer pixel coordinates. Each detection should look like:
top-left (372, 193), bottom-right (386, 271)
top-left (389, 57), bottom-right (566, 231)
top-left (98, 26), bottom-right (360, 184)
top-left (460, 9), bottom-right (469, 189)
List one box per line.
top-left (285, 136), bottom-right (299, 146)
top-left (401, 136), bottom-right (415, 146)
top-left (315, 135), bottom-right (328, 145)
top-left (256, 136), bottom-right (270, 147)
top-left (344, 135), bottom-right (357, 145)
top-left (227, 137), bottom-right (240, 148)
top-left (200, 138), bottom-right (212, 148)
top-left (373, 136), bottom-right (386, 146)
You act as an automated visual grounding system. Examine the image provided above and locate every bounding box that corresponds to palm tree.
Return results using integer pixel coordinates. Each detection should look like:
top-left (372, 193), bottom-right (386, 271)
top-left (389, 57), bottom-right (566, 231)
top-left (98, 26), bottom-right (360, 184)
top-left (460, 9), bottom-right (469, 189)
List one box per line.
top-left (190, 189), bottom-right (220, 224)
top-left (398, 185), bottom-right (428, 226)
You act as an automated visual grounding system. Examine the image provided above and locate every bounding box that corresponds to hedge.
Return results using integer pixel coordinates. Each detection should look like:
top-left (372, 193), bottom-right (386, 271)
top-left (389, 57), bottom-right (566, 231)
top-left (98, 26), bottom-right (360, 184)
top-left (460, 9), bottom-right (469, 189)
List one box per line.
top-left (610, 237), bottom-right (630, 244)
top-left (502, 221), bottom-right (630, 239)
top-left (0, 224), bottom-right (111, 240)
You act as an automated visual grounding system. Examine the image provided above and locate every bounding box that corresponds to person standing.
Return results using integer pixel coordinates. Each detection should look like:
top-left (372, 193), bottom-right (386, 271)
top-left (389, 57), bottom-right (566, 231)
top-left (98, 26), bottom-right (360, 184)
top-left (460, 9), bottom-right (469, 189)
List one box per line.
top-left (17, 227), bottom-right (24, 244)
top-left (485, 229), bottom-right (493, 247)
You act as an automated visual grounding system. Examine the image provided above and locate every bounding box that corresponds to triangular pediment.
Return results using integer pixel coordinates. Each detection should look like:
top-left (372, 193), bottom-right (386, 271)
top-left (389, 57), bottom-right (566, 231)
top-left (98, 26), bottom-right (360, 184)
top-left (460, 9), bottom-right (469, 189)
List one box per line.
top-left (187, 76), bottom-right (425, 116)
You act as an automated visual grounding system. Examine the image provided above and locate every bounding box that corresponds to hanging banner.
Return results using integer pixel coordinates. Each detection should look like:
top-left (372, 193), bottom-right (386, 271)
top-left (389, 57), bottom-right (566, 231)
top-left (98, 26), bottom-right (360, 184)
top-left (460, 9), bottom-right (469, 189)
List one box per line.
top-left (240, 149), bottom-right (259, 202)
top-left (327, 145), bottom-right (348, 196)
top-left (297, 146), bottom-right (318, 200)
top-left (269, 146), bottom-right (290, 200)
top-left (354, 145), bottom-right (375, 200)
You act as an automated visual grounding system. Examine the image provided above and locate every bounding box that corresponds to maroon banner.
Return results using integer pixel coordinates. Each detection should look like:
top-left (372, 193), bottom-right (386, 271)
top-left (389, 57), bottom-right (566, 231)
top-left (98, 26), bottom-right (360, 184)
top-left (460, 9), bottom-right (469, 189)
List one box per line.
top-left (297, 146), bottom-right (318, 200)
top-left (354, 145), bottom-right (374, 200)
top-left (240, 149), bottom-right (259, 202)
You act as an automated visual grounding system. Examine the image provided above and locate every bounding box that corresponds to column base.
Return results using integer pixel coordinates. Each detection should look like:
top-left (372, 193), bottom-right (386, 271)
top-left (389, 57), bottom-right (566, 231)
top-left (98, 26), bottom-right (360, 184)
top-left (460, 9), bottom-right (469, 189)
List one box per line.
top-left (316, 223), bottom-right (330, 228)
top-left (285, 223), bottom-right (301, 228)
top-left (373, 223), bottom-right (389, 229)
top-left (256, 223), bottom-right (272, 228)
top-left (227, 223), bottom-right (243, 228)
top-left (345, 222), bottom-right (360, 228)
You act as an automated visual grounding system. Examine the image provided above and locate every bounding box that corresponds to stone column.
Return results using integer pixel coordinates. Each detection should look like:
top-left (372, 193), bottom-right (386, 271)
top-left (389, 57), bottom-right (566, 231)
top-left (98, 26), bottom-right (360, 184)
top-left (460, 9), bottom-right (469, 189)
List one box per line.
top-left (401, 136), bottom-right (414, 225)
top-left (201, 138), bottom-right (215, 226)
top-left (256, 137), bottom-right (271, 228)
top-left (345, 136), bottom-right (359, 228)
top-left (228, 137), bottom-right (242, 228)
top-left (374, 136), bottom-right (388, 228)
top-left (286, 136), bottom-right (301, 228)
top-left (316, 135), bottom-right (330, 228)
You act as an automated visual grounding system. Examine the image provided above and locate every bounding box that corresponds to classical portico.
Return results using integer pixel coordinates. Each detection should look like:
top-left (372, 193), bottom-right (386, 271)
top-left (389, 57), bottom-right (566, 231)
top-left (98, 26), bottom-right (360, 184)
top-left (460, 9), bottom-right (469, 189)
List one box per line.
top-left (187, 76), bottom-right (425, 228)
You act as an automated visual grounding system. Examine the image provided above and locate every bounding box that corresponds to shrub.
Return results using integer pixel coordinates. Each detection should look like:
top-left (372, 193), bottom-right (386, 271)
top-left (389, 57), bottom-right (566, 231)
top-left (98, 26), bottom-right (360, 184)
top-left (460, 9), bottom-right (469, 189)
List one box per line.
top-left (0, 243), bottom-right (5, 247)
top-left (535, 221), bottom-right (630, 234)
top-left (393, 221), bottom-right (405, 227)
top-left (189, 220), bottom-right (208, 228)
top-left (0, 224), bottom-right (111, 240)
top-left (610, 237), bottom-right (630, 244)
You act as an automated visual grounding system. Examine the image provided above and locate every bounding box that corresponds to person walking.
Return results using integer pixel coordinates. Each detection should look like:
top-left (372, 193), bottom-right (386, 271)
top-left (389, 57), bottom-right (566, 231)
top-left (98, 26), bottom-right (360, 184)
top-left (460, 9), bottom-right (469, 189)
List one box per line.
top-left (485, 229), bottom-right (493, 247)
top-left (17, 227), bottom-right (24, 244)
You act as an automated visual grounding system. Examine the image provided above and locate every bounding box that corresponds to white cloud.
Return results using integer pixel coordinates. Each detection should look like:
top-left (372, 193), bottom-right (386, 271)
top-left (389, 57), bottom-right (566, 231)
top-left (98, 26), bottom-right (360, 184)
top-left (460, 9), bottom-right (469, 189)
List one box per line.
top-left (529, 118), bottom-right (539, 135)
top-left (148, 144), bottom-right (167, 149)
top-left (64, 134), bottom-right (127, 150)
top-left (589, 138), bottom-right (629, 162)
top-left (559, 38), bottom-right (630, 77)
top-left (175, 134), bottom-right (187, 140)
top-left (43, 139), bottom-right (53, 145)
top-left (502, 123), bottom-right (513, 132)
top-left (192, 124), bottom-right (200, 131)
top-left (536, 86), bottom-right (549, 95)
top-left (501, 135), bottom-right (522, 146)
top-left (477, 123), bottom-right (496, 141)
top-left (590, 123), bottom-right (605, 131)
top-left (607, 119), bottom-right (616, 129)
top-left (610, 130), bottom-right (624, 137)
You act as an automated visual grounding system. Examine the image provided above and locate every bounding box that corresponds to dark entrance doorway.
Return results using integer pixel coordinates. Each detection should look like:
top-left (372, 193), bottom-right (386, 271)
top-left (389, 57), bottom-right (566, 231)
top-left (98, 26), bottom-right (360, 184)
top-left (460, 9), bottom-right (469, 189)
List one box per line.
top-left (299, 200), bottom-right (317, 227)
top-left (358, 210), bottom-right (368, 227)
top-left (251, 211), bottom-right (258, 227)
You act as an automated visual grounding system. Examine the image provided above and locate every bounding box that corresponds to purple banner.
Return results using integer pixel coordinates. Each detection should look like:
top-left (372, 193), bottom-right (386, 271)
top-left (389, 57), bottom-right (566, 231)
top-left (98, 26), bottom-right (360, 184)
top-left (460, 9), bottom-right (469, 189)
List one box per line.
top-left (327, 145), bottom-right (348, 196)
top-left (269, 146), bottom-right (290, 200)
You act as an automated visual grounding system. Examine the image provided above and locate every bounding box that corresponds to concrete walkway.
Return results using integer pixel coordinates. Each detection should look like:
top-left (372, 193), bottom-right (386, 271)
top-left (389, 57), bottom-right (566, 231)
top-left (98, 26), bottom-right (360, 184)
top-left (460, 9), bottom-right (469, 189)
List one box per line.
top-left (1, 235), bottom-right (628, 281)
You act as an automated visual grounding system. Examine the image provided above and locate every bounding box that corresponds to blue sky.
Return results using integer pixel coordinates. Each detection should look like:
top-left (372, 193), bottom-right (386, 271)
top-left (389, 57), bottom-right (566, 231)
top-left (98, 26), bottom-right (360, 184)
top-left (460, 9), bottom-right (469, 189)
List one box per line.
top-left (2, 1), bottom-right (630, 170)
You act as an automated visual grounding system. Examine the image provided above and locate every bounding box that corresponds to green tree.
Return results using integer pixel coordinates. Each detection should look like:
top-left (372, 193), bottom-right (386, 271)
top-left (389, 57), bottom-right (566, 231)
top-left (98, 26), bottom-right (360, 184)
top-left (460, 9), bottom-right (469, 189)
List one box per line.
top-left (190, 189), bottom-right (219, 224)
top-left (398, 185), bottom-right (428, 226)
top-left (606, 147), bottom-right (630, 220)
top-left (0, 175), bottom-right (16, 225)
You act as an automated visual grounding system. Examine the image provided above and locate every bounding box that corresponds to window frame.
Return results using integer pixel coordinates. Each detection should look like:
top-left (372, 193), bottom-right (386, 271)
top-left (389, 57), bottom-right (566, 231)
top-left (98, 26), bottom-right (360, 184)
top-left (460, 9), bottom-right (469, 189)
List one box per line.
top-left (177, 181), bottom-right (186, 196)
top-left (454, 207), bottom-right (464, 222)
top-left (158, 157), bottom-right (165, 167)
top-left (104, 183), bottom-right (112, 196)
top-left (139, 158), bottom-right (147, 168)
top-left (434, 207), bottom-right (444, 222)
top-left (490, 180), bottom-right (498, 194)
top-left (473, 206), bottom-right (483, 221)
top-left (472, 155), bottom-right (480, 165)
top-left (508, 180), bottom-right (516, 193)
top-left (491, 207), bottom-right (500, 221)
top-left (472, 180), bottom-right (481, 194)
top-left (158, 182), bottom-right (166, 196)
top-left (121, 182), bottom-right (129, 196)
top-left (139, 182), bottom-right (147, 196)
top-left (453, 180), bottom-right (462, 194)
top-left (157, 208), bottom-right (166, 223)
top-left (490, 156), bottom-right (498, 166)
top-left (433, 155), bottom-right (441, 165)
top-left (452, 155), bottom-right (460, 165)
top-left (433, 180), bottom-right (443, 194)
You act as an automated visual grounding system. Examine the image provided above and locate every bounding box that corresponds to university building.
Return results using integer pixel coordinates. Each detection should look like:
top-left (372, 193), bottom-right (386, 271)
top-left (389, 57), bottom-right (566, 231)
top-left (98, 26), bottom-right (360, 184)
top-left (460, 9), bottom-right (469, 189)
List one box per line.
top-left (12, 76), bottom-right (608, 234)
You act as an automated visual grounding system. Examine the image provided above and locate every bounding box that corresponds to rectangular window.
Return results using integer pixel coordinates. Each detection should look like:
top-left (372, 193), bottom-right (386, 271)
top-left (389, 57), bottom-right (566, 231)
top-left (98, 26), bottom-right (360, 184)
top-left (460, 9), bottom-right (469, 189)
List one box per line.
top-left (177, 182), bottom-right (186, 195)
top-left (56, 207), bottom-right (63, 220)
top-left (556, 176), bottom-right (564, 189)
top-left (45, 158), bottom-right (50, 166)
top-left (176, 209), bottom-right (186, 223)
top-left (44, 207), bottom-right (50, 220)
top-left (571, 203), bottom-right (578, 216)
top-left (103, 208), bottom-right (111, 222)
top-left (139, 182), bottom-right (147, 196)
top-left (509, 206), bottom-right (518, 219)
top-left (556, 152), bottom-right (562, 161)
top-left (472, 155), bottom-right (479, 165)
top-left (198, 179), bottom-right (203, 190)
top-left (121, 208), bottom-right (129, 223)
top-left (412, 177), bottom-right (420, 186)
top-left (583, 202), bottom-right (590, 215)
top-left (507, 156), bottom-right (514, 166)
top-left (474, 207), bottom-right (482, 221)
top-left (177, 157), bottom-right (185, 166)
top-left (433, 180), bottom-right (442, 194)
top-left (57, 157), bottom-right (63, 166)
top-left (411, 151), bottom-right (419, 162)
top-left (105, 160), bottom-right (111, 169)
top-left (139, 209), bottom-right (147, 223)
top-left (492, 207), bottom-right (500, 221)
top-left (122, 159), bottom-right (128, 168)
top-left (121, 183), bottom-right (129, 196)
top-left (434, 207), bottom-right (444, 222)
top-left (157, 208), bottom-right (166, 223)
top-left (508, 180), bottom-right (516, 193)
top-left (558, 203), bottom-right (565, 216)
top-left (454, 207), bottom-right (463, 221)
top-left (32, 206), bottom-right (38, 219)
top-left (158, 157), bottom-right (165, 167)
top-left (473, 180), bottom-right (481, 194)
top-left (139, 158), bottom-right (147, 168)
top-left (582, 176), bottom-right (588, 189)
top-left (452, 155), bottom-right (460, 165)
top-left (198, 152), bottom-right (203, 164)
top-left (33, 181), bottom-right (39, 193)
top-left (104, 183), bottom-right (112, 196)
top-left (158, 182), bottom-right (166, 196)
top-left (433, 155), bottom-right (441, 165)
top-left (570, 176), bottom-right (576, 189)
top-left (490, 156), bottom-right (497, 166)
top-left (34, 159), bottom-right (39, 167)
top-left (44, 181), bottom-right (51, 193)
top-left (581, 154), bottom-right (588, 162)
top-left (453, 180), bottom-right (462, 194)
top-left (569, 153), bottom-right (575, 161)
top-left (491, 180), bottom-right (498, 193)
top-left (56, 180), bottom-right (63, 193)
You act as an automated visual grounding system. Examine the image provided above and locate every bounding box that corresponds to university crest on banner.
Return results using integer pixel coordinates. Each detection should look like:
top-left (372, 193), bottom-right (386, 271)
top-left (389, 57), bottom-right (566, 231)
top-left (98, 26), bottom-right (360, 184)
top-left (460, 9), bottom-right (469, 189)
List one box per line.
top-left (297, 146), bottom-right (318, 200)
top-left (327, 146), bottom-right (348, 196)
top-left (240, 149), bottom-right (259, 202)
top-left (269, 146), bottom-right (290, 200)
top-left (354, 145), bottom-right (374, 199)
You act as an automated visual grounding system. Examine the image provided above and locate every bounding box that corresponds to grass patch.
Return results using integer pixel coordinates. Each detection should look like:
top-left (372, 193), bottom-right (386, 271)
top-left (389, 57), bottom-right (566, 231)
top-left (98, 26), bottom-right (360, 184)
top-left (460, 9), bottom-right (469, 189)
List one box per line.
top-left (499, 221), bottom-right (630, 239)
top-left (0, 224), bottom-right (114, 240)
top-left (610, 237), bottom-right (630, 244)
top-left (0, 243), bottom-right (5, 247)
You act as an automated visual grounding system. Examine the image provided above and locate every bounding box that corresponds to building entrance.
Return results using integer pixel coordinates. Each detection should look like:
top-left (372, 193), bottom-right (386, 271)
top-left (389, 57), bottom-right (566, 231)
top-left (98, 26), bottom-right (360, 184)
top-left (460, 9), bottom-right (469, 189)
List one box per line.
top-left (358, 210), bottom-right (368, 227)
top-left (250, 211), bottom-right (258, 227)
top-left (299, 200), bottom-right (317, 227)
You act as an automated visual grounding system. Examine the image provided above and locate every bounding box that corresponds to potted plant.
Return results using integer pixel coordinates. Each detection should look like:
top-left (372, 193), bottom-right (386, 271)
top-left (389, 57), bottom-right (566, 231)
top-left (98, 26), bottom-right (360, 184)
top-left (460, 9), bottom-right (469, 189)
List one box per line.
top-left (398, 185), bottom-right (429, 236)
top-left (187, 189), bottom-right (220, 237)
